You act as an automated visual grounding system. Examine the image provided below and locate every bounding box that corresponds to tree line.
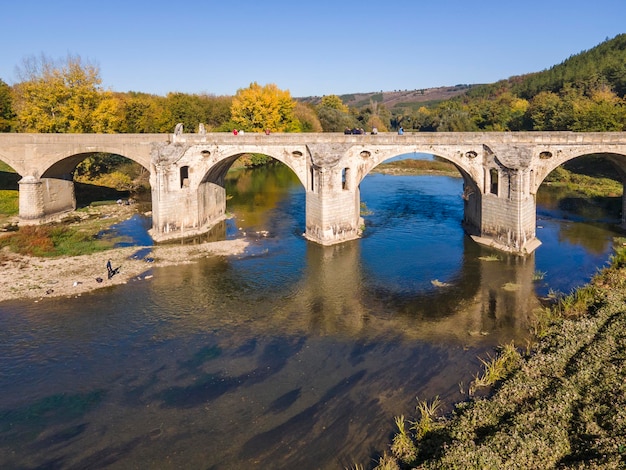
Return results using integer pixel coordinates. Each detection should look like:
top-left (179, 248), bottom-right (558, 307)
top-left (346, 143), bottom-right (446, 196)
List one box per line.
top-left (1, 34), bottom-right (626, 136)
top-left (0, 55), bottom-right (388, 135)
top-left (394, 34), bottom-right (626, 132)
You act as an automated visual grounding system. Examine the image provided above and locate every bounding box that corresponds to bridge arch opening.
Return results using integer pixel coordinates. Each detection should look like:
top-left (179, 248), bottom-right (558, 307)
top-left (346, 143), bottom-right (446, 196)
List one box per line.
top-left (40, 152), bottom-right (151, 211)
top-left (360, 151), bottom-right (478, 240)
top-left (536, 152), bottom-right (626, 232)
top-left (0, 159), bottom-right (19, 229)
top-left (194, 152), bottom-right (306, 241)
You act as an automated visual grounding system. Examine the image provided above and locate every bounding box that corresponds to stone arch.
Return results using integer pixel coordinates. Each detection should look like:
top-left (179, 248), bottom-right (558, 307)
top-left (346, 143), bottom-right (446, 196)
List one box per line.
top-left (149, 145), bottom-right (309, 242)
top-left (352, 145), bottom-right (482, 192)
top-left (531, 148), bottom-right (626, 194)
top-left (40, 150), bottom-right (150, 179)
top-left (196, 145), bottom-right (308, 189)
top-left (23, 151), bottom-right (151, 223)
top-left (532, 150), bottom-right (626, 229)
top-left (0, 150), bottom-right (25, 177)
top-left (352, 148), bottom-right (485, 238)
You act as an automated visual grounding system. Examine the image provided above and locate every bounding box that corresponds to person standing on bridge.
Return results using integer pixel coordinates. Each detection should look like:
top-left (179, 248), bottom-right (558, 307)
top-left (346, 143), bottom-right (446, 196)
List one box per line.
top-left (232, 129), bottom-right (238, 135)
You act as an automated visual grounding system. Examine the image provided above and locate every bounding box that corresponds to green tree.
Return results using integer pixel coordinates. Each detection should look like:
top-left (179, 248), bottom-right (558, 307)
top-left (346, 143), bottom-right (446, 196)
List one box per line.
top-left (117, 92), bottom-right (171, 133)
top-left (316, 94), bottom-right (356, 131)
top-left (231, 82), bottom-right (298, 132)
top-left (434, 101), bottom-right (477, 131)
top-left (527, 91), bottom-right (561, 130)
top-left (0, 79), bottom-right (16, 131)
top-left (571, 86), bottom-right (626, 131)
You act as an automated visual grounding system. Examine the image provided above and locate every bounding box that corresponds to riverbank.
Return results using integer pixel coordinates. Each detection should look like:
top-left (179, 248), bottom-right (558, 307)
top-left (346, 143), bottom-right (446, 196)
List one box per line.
top-left (374, 246), bottom-right (626, 469)
top-left (0, 238), bottom-right (249, 303)
top-left (0, 203), bottom-right (249, 303)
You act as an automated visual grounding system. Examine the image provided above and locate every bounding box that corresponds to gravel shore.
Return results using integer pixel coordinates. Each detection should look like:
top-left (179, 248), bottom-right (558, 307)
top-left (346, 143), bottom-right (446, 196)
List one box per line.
top-left (0, 239), bottom-right (249, 303)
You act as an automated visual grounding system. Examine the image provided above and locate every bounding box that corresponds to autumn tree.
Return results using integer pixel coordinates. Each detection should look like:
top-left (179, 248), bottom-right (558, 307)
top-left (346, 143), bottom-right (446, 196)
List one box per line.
top-left (319, 94), bottom-right (349, 113)
top-left (293, 102), bottom-right (323, 132)
top-left (231, 82), bottom-right (298, 132)
top-left (570, 86), bottom-right (626, 131)
top-left (13, 54), bottom-right (105, 132)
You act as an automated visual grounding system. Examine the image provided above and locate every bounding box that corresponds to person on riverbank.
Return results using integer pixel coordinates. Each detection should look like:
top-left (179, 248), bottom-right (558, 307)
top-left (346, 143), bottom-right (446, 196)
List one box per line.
top-left (106, 259), bottom-right (114, 279)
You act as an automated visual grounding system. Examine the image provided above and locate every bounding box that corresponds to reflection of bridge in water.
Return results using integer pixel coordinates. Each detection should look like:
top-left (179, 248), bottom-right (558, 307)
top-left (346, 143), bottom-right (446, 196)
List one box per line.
top-left (150, 236), bottom-right (538, 346)
top-left (1, 131), bottom-right (626, 254)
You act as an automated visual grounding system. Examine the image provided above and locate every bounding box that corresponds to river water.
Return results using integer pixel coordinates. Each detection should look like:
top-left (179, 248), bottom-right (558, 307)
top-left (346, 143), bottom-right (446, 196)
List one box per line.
top-left (0, 162), bottom-right (621, 469)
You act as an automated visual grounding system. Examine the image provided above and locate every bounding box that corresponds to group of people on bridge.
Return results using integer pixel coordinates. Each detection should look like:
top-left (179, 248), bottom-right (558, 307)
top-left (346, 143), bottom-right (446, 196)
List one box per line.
top-left (343, 127), bottom-right (378, 135)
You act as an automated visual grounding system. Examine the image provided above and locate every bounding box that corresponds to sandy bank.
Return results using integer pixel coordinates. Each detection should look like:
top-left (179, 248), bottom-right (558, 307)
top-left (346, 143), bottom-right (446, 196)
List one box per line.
top-left (0, 239), bottom-right (249, 303)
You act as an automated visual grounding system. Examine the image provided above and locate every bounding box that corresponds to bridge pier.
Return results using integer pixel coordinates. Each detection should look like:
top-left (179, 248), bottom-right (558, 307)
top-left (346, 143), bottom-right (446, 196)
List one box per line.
top-left (18, 176), bottom-right (76, 225)
top-left (304, 145), bottom-right (363, 246)
top-left (149, 152), bottom-right (228, 242)
top-left (470, 146), bottom-right (541, 255)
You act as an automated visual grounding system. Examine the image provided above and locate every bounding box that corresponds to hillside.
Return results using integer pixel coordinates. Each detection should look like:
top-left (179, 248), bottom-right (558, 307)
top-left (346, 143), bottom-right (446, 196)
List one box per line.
top-left (297, 84), bottom-right (473, 110)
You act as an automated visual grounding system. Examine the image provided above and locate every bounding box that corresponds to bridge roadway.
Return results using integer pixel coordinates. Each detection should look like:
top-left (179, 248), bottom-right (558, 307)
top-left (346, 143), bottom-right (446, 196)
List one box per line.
top-left (1, 131), bottom-right (626, 255)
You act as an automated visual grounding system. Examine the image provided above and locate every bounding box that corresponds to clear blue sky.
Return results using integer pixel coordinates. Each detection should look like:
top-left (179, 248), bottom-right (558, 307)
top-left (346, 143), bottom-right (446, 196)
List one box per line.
top-left (1, 0), bottom-right (624, 98)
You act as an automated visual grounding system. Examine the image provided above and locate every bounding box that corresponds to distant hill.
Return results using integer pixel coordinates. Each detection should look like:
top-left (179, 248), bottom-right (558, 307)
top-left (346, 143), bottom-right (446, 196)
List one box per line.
top-left (297, 85), bottom-right (474, 111)
top-left (297, 33), bottom-right (626, 113)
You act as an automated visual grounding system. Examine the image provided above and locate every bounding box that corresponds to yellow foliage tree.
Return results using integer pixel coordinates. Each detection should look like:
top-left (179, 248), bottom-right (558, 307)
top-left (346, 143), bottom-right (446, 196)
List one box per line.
top-left (231, 82), bottom-right (298, 132)
top-left (92, 93), bottom-right (125, 133)
top-left (318, 94), bottom-right (348, 113)
top-left (13, 54), bottom-right (104, 133)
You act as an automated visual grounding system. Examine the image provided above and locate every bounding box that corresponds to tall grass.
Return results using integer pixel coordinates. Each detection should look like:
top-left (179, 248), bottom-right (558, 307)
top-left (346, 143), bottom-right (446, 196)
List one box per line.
top-left (470, 341), bottom-right (522, 395)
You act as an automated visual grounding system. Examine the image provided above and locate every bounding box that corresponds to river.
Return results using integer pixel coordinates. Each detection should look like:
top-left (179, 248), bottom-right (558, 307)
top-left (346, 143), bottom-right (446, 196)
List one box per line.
top-left (0, 161), bottom-right (621, 469)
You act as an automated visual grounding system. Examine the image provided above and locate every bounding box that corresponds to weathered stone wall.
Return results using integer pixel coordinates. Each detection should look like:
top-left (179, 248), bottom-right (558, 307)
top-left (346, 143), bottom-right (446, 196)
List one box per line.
top-left (2, 132), bottom-right (626, 254)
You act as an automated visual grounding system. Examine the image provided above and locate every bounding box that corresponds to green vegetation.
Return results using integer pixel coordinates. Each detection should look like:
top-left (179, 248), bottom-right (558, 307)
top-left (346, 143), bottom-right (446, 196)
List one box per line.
top-left (0, 224), bottom-right (112, 257)
top-left (394, 34), bottom-right (626, 132)
top-left (545, 154), bottom-right (622, 195)
top-left (372, 244), bottom-right (626, 469)
top-left (2, 36), bottom-right (626, 135)
top-left (373, 159), bottom-right (458, 176)
top-left (0, 161), bottom-right (19, 225)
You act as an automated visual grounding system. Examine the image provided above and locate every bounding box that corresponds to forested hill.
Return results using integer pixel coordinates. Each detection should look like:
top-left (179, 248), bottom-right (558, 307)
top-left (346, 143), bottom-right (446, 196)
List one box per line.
top-left (297, 85), bottom-right (473, 109)
top-left (298, 34), bottom-right (626, 115)
top-left (369, 33), bottom-right (626, 132)
top-left (468, 33), bottom-right (626, 101)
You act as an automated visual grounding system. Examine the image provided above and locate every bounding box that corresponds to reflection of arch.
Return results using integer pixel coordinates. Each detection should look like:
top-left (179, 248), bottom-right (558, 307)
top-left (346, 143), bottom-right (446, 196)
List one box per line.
top-left (199, 148), bottom-right (307, 189)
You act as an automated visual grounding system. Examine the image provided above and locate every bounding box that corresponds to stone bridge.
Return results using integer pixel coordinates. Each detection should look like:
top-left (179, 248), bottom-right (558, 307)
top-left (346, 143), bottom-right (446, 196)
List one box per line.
top-left (1, 131), bottom-right (626, 255)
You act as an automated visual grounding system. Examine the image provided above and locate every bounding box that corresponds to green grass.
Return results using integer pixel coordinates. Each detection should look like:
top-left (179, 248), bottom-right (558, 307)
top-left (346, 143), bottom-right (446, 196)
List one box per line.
top-left (544, 166), bottom-right (622, 198)
top-left (374, 245), bottom-right (626, 469)
top-left (373, 159), bottom-right (459, 176)
top-left (0, 190), bottom-right (19, 215)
